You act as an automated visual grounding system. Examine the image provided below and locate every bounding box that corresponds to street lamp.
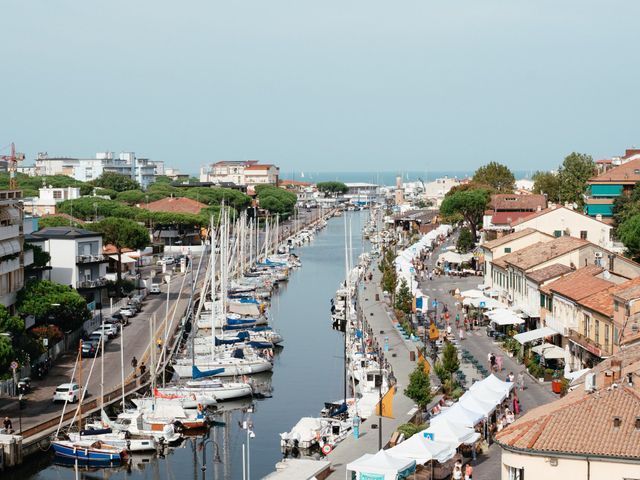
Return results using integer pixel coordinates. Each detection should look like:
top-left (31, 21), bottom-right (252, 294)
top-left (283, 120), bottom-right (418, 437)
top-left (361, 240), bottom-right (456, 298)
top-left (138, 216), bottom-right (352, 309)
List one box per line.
top-left (162, 274), bottom-right (171, 387)
top-left (242, 407), bottom-right (256, 480)
top-left (200, 438), bottom-right (221, 480)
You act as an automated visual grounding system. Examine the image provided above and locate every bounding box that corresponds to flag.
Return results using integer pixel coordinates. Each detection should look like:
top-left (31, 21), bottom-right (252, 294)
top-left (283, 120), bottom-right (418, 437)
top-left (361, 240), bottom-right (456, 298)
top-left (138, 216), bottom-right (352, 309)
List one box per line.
top-left (429, 323), bottom-right (440, 341)
top-left (376, 385), bottom-right (396, 418)
top-left (411, 296), bottom-right (417, 313)
top-left (417, 352), bottom-right (431, 374)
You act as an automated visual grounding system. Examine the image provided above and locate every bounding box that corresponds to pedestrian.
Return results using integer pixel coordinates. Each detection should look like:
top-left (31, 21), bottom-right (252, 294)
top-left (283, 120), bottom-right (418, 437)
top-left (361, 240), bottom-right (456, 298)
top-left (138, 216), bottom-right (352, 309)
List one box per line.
top-left (131, 356), bottom-right (138, 375)
top-left (517, 371), bottom-right (525, 391)
top-left (3, 417), bottom-right (13, 434)
top-left (490, 353), bottom-right (496, 371)
top-left (459, 328), bottom-right (464, 340)
top-left (139, 362), bottom-right (147, 377)
top-left (508, 371), bottom-right (515, 383)
top-left (513, 392), bottom-right (521, 415)
top-left (352, 414), bottom-right (361, 439)
top-left (453, 460), bottom-right (463, 480)
top-left (465, 463), bottom-right (473, 480)
top-left (447, 324), bottom-right (452, 336)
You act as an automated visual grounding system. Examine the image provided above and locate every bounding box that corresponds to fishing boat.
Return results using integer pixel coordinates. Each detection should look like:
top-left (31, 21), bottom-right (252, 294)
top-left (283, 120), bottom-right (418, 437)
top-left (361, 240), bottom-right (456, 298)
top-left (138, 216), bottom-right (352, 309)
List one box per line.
top-left (51, 439), bottom-right (128, 463)
top-left (91, 409), bottom-right (182, 444)
top-left (67, 428), bottom-right (159, 452)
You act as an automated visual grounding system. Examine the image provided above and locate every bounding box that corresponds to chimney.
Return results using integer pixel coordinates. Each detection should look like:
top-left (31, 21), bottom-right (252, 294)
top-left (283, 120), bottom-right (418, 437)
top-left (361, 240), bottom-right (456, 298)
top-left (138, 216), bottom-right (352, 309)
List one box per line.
top-left (604, 369), bottom-right (614, 388)
top-left (611, 358), bottom-right (622, 381)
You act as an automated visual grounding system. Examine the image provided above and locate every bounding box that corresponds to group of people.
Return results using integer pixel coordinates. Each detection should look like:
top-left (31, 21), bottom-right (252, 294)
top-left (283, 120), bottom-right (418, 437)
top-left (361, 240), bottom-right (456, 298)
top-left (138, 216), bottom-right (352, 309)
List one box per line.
top-left (452, 459), bottom-right (473, 480)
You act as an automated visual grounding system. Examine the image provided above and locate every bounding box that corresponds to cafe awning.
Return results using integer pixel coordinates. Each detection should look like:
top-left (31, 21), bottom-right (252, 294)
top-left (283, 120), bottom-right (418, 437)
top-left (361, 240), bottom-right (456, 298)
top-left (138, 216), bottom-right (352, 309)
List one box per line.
top-left (531, 343), bottom-right (565, 360)
top-left (513, 326), bottom-right (558, 345)
top-left (486, 309), bottom-right (524, 326)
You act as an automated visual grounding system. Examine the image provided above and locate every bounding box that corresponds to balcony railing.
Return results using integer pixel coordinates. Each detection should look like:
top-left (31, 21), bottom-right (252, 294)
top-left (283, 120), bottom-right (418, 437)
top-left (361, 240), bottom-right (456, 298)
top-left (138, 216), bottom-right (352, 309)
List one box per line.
top-left (77, 278), bottom-right (108, 289)
top-left (0, 224), bottom-right (20, 242)
top-left (0, 257), bottom-right (20, 275)
top-left (76, 254), bottom-right (107, 264)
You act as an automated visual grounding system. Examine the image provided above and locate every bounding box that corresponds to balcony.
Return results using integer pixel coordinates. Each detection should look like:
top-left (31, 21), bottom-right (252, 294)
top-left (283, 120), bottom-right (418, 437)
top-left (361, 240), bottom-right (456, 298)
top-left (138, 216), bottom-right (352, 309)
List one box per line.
top-left (77, 278), bottom-right (108, 289)
top-left (568, 330), bottom-right (609, 358)
top-left (0, 224), bottom-right (20, 242)
top-left (0, 257), bottom-right (20, 275)
top-left (76, 254), bottom-right (107, 264)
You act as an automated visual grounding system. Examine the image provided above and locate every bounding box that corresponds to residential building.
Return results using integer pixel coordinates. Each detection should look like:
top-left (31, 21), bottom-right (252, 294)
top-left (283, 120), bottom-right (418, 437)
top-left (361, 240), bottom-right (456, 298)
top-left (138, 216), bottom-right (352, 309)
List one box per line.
top-left (164, 167), bottom-right (190, 183)
top-left (481, 228), bottom-right (553, 288)
top-left (594, 148), bottom-right (640, 174)
top-left (585, 156), bottom-right (640, 219)
top-left (482, 193), bottom-right (547, 240)
top-left (513, 204), bottom-right (618, 251)
top-left (27, 227), bottom-right (108, 305)
top-left (522, 263), bottom-right (573, 322)
top-left (344, 183), bottom-right (380, 206)
top-left (35, 151), bottom-right (161, 188)
top-left (140, 197), bottom-right (208, 246)
top-left (496, 352), bottom-right (640, 480)
top-left (199, 161), bottom-right (279, 187)
top-left (22, 186), bottom-right (81, 216)
top-left (0, 190), bottom-right (26, 309)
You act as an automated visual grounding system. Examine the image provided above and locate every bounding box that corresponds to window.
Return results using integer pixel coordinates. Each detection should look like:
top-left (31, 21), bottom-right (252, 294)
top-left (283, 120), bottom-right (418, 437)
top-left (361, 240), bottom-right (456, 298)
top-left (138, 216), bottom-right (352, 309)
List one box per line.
top-left (53, 190), bottom-right (62, 199)
top-left (540, 294), bottom-right (546, 308)
top-left (584, 314), bottom-right (590, 337)
top-left (554, 230), bottom-right (562, 238)
top-left (595, 319), bottom-right (600, 344)
top-left (504, 247), bottom-right (511, 253)
top-left (605, 324), bottom-right (610, 348)
top-left (507, 466), bottom-right (525, 480)
top-left (580, 230), bottom-right (588, 240)
top-left (614, 301), bottom-right (619, 312)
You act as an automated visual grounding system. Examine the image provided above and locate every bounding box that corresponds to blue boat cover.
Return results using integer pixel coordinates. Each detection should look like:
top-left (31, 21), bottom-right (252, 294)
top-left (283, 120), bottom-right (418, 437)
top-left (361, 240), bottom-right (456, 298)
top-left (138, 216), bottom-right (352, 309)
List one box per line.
top-left (232, 348), bottom-right (245, 359)
top-left (192, 365), bottom-right (225, 379)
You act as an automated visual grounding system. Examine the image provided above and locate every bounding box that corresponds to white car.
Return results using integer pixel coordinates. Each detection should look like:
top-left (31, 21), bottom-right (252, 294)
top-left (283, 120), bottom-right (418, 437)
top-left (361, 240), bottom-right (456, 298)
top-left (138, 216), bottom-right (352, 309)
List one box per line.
top-left (149, 284), bottom-right (161, 294)
top-left (93, 325), bottom-right (119, 339)
top-left (119, 307), bottom-right (136, 317)
top-left (53, 382), bottom-right (82, 403)
top-left (156, 256), bottom-right (175, 266)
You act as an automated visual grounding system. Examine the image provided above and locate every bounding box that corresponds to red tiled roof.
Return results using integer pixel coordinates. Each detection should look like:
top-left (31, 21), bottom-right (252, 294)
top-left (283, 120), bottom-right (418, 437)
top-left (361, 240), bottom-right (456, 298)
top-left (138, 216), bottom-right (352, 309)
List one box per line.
top-left (525, 263), bottom-right (574, 283)
top-left (490, 194), bottom-right (547, 211)
top-left (589, 158), bottom-right (640, 184)
top-left (140, 197), bottom-right (208, 214)
top-left (490, 211), bottom-right (535, 225)
top-left (494, 236), bottom-right (588, 271)
top-left (496, 386), bottom-right (640, 459)
top-left (245, 164), bottom-right (275, 171)
top-left (482, 228), bottom-right (543, 250)
top-left (511, 205), bottom-right (611, 227)
top-left (541, 265), bottom-right (612, 300)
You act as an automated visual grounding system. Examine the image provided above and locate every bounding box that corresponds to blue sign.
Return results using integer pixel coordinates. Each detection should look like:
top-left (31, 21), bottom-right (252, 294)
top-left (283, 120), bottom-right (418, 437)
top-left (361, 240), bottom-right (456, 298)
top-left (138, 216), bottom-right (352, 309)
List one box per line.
top-left (423, 432), bottom-right (435, 441)
top-left (479, 301), bottom-right (486, 308)
top-left (410, 267), bottom-right (415, 274)
top-left (432, 300), bottom-right (438, 308)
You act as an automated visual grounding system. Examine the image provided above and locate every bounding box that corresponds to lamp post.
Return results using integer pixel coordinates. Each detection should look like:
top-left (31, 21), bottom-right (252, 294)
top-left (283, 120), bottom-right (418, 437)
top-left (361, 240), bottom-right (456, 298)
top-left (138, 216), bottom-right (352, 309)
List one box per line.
top-left (242, 407), bottom-right (255, 480)
top-left (162, 274), bottom-right (171, 387)
top-left (200, 437), bottom-right (221, 480)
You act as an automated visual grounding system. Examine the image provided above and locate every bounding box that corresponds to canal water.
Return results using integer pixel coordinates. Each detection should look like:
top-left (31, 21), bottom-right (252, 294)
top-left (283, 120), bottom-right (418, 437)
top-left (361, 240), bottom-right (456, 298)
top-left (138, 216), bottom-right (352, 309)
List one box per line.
top-left (13, 210), bottom-right (367, 480)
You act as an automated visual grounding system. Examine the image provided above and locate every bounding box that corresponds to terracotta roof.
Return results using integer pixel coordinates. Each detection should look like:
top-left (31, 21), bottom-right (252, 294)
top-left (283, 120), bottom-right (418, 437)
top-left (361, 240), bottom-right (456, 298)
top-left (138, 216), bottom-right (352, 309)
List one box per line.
top-left (495, 236), bottom-right (589, 271)
top-left (490, 194), bottom-right (547, 211)
top-left (496, 386), bottom-right (640, 459)
top-left (579, 287), bottom-right (615, 317)
top-left (103, 244), bottom-right (134, 255)
top-left (526, 264), bottom-right (574, 283)
top-left (482, 228), bottom-right (541, 250)
top-left (140, 197), bottom-right (208, 215)
top-left (596, 159), bottom-right (613, 164)
top-left (279, 179), bottom-right (312, 187)
top-left (511, 205), bottom-right (612, 227)
top-left (489, 211), bottom-right (534, 225)
top-left (611, 276), bottom-right (640, 302)
top-left (245, 164), bottom-right (275, 171)
top-left (589, 158), bottom-right (640, 184)
top-left (541, 265), bottom-right (612, 300)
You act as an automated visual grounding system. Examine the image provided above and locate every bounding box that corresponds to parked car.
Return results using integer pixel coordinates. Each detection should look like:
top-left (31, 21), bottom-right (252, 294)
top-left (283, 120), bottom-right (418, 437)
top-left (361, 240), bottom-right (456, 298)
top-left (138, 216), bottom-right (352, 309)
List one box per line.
top-left (88, 331), bottom-right (108, 345)
top-left (149, 284), bottom-right (161, 294)
top-left (93, 325), bottom-right (118, 339)
top-left (156, 256), bottom-right (175, 266)
top-left (81, 340), bottom-right (100, 357)
top-left (105, 314), bottom-right (128, 326)
top-left (119, 307), bottom-right (136, 318)
top-left (126, 301), bottom-right (141, 313)
top-left (53, 382), bottom-right (82, 403)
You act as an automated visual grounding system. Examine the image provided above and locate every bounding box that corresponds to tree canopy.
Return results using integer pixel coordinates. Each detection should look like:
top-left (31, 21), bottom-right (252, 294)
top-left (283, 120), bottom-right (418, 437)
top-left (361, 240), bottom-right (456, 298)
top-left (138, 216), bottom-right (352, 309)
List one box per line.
top-left (37, 215), bottom-right (85, 229)
top-left (256, 185), bottom-right (297, 217)
top-left (395, 279), bottom-right (413, 314)
top-left (617, 213), bottom-right (640, 262)
top-left (91, 172), bottom-right (141, 192)
top-left (316, 181), bottom-right (348, 195)
top-left (472, 162), bottom-right (515, 192)
top-left (557, 152), bottom-right (595, 207)
top-left (456, 227), bottom-right (474, 253)
top-left (94, 218), bottom-right (149, 283)
top-left (440, 188), bottom-right (489, 241)
top-left (532, 170), bottom-right (561, 203)
top-left (404, 361), bottom-right (433, 409)
top-left (17, 280), bottom-right (91, 332)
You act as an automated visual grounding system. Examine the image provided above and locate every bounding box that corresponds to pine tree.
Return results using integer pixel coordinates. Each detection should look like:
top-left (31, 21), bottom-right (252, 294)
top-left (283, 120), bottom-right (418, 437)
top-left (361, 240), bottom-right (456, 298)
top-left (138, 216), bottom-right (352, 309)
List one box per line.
top-left (404, 361), bottom-right (433, 409)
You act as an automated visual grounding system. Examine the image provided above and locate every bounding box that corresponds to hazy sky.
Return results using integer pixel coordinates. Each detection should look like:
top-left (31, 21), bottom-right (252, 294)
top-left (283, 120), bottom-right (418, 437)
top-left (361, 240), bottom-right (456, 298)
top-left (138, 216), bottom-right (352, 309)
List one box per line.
top-left (2, 1), bottom-right (640, 175)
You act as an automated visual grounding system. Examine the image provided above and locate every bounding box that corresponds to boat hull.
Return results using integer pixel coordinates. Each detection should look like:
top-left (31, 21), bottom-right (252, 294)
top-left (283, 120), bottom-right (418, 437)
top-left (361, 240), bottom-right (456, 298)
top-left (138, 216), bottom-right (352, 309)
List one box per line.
top-left (52, 440), bottom-right (125, 463)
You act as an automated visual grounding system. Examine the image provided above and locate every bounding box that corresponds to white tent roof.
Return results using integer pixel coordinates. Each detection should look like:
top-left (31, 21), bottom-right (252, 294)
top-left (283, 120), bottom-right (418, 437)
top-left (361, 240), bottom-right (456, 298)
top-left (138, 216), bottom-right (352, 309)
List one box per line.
top-left (431, 402), bottom-right (484, 427)
top-left (469, 380), bottom-right (510, 404)
top-left (458, 391), bottom-right (498, 417)
top-left (423, 418), bottom-right (481, 445)
top-left (532, 343), bottom-right (565, 360)
top-left (463, 296), bottom-right (506, 309)
top-left (387, 434), bottom-right (457, 464)
top-left (479, 374), bottom-right (515, 396)
top-left (438, 251), bottom-right (473, 265)
top-left (347, 450), bottom-right (416, 479)
top-left (513, 326), bottom-right (558, 344)
top-left (109, 253), bottom-right (137, 264)
top-left (486, 309), bottom-right (524, 326)
top-left (460, 289), bottom-right (484, 298)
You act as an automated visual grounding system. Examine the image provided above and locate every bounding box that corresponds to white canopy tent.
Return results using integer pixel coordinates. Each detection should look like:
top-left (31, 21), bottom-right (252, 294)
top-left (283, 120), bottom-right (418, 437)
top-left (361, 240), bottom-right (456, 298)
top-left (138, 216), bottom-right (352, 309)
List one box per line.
top-left (532, 343), bottom-right (565, 360)
top-left (463, 296), bottom-right (507, 310)
top-left (513, 326), bottom-right (558, 345)
top-left (479, 374), bottom-right (515, 397)
top-left (458, 391), bottom-right (498, 417)
top-left (346, 450), bottom-right (416, 480)
top-left (469, 380), bottom-right (510, 404)
top-left (386, 434), bottom-right (457, 464)
top-left (438, 251), bottom-right (473, 265)
top-left (431, 402), bottom-right (484, 427)
top-left (460, 289), bottom-right (484, 298)
top-left (423, 418), bottom-right (481, 445)
top-left (486, 309), bottom-right (524, 326)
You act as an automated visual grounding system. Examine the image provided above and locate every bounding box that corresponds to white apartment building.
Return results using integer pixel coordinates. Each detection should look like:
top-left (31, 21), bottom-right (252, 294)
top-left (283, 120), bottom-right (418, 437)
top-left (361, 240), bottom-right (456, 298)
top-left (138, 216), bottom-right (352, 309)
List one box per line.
top-left (28, 226), bottom-right (108, 304)
top-left (35, 151), bottom-right (161, 189)
top-left (199, 160), bottom-right (279, 187)
top-left (23, 186), bottom-right (81, 216)
top-left (0, 190), bottom-right (26, 309)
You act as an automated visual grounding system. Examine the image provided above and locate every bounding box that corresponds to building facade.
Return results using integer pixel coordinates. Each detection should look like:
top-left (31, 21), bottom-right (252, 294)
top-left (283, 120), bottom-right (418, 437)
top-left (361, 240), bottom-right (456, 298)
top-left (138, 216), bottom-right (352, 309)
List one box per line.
top-left (0, 190), bottom-right (26, 309)
top-left (199, 161), bottom-right (279, 187)
top-left (22, 186), bottom-right (81, 216)
top-left (586, 157), bottom-right (640, 219)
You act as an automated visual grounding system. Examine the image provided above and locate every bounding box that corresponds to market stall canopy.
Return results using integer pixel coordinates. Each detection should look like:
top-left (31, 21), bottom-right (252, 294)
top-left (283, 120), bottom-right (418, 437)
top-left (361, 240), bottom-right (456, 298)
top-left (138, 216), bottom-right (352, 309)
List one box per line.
top-left (478, 374), bottom-right (514, 397)
top-left (469, 380), bottom-right (510, 404)
top-left (458, 391), bottom-right (498, 417)
top-left (462, 296), bottom-right (506, 309)
top-left (438, 251), bottom-right (473, 265)
top-left (431, 402), bottom-right (484, 427)
top-left (513, 326), bottom-right (558, 345)
top-left (346, 450), bottom-right (416, 480)
top-left (387, 434), bottom-right (457, 464)
top-left (423, 418), bottom-right (481, 445)
top-left (460, 289), bottom-right (484, 298)
top-left (486, 309), bottom-right (524, 326)
top-left (531, 343), bottom-right (565, 360)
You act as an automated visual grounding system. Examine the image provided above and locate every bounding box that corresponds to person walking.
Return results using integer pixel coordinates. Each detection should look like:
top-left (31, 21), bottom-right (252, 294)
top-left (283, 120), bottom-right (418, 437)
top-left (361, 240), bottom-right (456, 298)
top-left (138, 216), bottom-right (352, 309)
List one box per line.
top-left (139, 362), bottom-right (147, 377)
top-left (517, 371), bottom-right (525, 391)
top-left (490, 353), bottom-right (496, 372)
top-left (131, 356), bottom-right (138, 376)
top-left (465, 463), bottom-right (473, 480)
top-left (3, 417), bottom-right (13, 434)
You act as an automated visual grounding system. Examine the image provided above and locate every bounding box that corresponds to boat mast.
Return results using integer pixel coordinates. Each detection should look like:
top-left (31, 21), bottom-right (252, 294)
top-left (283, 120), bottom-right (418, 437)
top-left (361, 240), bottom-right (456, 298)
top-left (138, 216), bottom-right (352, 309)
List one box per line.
top-left (77, 340), bottom-right (82, 432)
top-left (343, 214), bottom-right (349, 404)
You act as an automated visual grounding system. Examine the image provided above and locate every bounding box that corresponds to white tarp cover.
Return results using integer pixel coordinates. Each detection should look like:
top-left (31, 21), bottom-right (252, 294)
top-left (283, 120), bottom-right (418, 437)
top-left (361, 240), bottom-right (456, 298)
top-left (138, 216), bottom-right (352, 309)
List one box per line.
top-left (463, 296), bottom-right (506, 310)
top-left (486, 309), bottom-right (524, 326)
top-left (565, 368), bottom-right (591, 382)
top-left (430, 402), bottom-right (484, 427)
top-left (387, 434), bottom-right (457, 464)
top-left (513, 326), bottom-right (558, 345)
top-left (423, 418), bottom-right (480, 445)
top-left (479, 374), bottom-right (515, 397)
top-left (460, 289), bottom-right (484, 298)
top-left (347, 450), bottom-right (416, 480)
top-left (109, 253), bottom-right (137, 264)
top-left (469, 379), bottom-right (510, 404)
top-left (438, 251), bottom-right (473, 265)
top-left (531, 343), bottom-right (565, 360)
top-left (458, 391), bottom-right (497, 417)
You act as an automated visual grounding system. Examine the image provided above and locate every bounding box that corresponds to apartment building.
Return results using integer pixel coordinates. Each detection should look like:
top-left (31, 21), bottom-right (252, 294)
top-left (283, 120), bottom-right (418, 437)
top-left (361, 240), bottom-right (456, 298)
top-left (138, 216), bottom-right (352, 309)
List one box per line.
top-left (585, 157), bottom-right (640, 219)
top-left (22, 186), bottom-right (81, 216)
top-left (0, 190), bottom-right (26, 309)
top-left (35, 151), bottom-right (161, 189)
top-left (482, 193), bottom-right (547, 240)
top-left (27, 227), bottom-right (108, 305)
top-left (199, 160), bottom-right (279, 187)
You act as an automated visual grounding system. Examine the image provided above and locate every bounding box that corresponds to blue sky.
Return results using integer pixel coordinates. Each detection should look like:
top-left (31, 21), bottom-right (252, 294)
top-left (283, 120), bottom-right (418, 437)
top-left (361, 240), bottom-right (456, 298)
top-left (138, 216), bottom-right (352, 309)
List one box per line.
top-left (2, 0), bottom-right (640, 175)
